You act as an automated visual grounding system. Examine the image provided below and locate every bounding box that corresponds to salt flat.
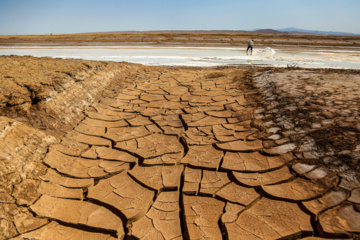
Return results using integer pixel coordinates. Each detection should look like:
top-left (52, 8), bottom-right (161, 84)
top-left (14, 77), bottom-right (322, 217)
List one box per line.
top-left (1, 46), bottom-right (359, 69)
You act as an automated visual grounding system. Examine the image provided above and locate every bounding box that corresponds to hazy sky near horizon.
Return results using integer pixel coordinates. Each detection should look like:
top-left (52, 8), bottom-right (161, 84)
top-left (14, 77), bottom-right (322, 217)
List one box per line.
top-left (1, 0), bottom-right (360, 35)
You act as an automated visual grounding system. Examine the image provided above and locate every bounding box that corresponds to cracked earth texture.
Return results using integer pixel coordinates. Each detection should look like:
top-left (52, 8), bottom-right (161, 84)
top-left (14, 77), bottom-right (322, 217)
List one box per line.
top-left (1, 56), bottom-right (359, 240)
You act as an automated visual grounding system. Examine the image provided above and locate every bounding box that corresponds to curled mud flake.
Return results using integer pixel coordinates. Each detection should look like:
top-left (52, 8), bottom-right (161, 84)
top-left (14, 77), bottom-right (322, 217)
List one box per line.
top-left (131, 191), bottom-right (182, 240)
top-left (50, 137), bottom-right (89, 156)
top-left (140, 108), bottom-right (166, 117)
top-left (199, 170), bottom-right (231, 196)
top-left (98, 161), bottom-right (129, 174)
top-left (66, 131), bottom-right (111, 147)
top-left (205, 110), bottom-right (234, 118)
top-left (43, 150), bottom-right (108, 178)
top-left (182, 195), bottom-right (225, 240)
top-left (302, 189), bottom-right (348, 216)
top-left (262, 175), bottom-right (338, 201)
top-left (82, 117), bottom-right (129, 128)
top-left (222, 202), bottom-right (245, 223)
top-left (213, 123), bottom-right (257, 142)
top-left (184, 127), bottom-right (217, 145)
top-left (187, 116), bottom-right (228, 127)
top-left (75, 122), bottom-right (105, 136)
top-left (292, 163), bottom-right (318, 175)
top-left (221, 151), bottom-right (294, 172)
top-left (213, 124), bottom-right (235, 136)
top-left (30, 195), bottom-right (124, 235)
top-left (145, 124), bottom-right (163, 134)
top-left (348, 188), bottom-right (360, 204)
top-left (40, 168), bottom-right (94, 188)
top-left (180, 144), bottom-right (223, 170)
top-left (13, 210), bottom-right (49, 234)
top-left (86, 110), bottom-right (135, 121)
top-left (129, 165), bottom-right (184, 191)
top-left (181, 112), bottom-right (207, 124)
top-left (81, 146), bottom-right (99, 159)
top-left (183, 167), bottom-right (202, 195)
top-left (87, 171), bottom-right (155, 223)
top-left (144, 100), bottom-right (170, 109)
top-left (319, 203), bottom-right (360, 235)
top-left (233, 166), bottom-right (294, 187)
top-left (117, 133), bottom-right (184, 159)
top-left (37, 181), bottom-right (83, 200)
top-left (143, 152), bottom-right (183, 165)
top-left (225, 198), bottom-right (313, 240)
top-left (215, 182), bottom-right (260, 205)
top-left (151, 114), bottom-right (183, 128)
top-left (105, 126), bottom-right (151, 142)
top-left (127, 115), bottom-right (153, 126)
top-left (95, 147), bottom-right (138, 163)
top-left (188, 96), bottom-right (214, 104)
top-left (216, 139), bottom-right (263, 152)
top-left (113, 93), bottom-right (139, 101)
top-left (263, 143), bottom-right (297, 155)
top-left (140, 93), bottom-right (165, 102)
top-left (304, 167), bottom-right (329, 179)
top-left (300, 237), bottom-right (350, 240)
top-left (339, 177), bottom-right (360, 191)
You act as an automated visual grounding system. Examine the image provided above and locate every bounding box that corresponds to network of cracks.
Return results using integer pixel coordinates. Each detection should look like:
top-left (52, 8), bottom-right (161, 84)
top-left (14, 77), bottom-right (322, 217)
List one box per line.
top-left (11, 68), bottom-right (360, 240)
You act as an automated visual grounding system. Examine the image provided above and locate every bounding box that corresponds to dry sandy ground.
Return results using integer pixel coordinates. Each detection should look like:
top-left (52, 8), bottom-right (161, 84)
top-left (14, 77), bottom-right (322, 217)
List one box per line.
top-left (0, 41), bottom-right (359, 239)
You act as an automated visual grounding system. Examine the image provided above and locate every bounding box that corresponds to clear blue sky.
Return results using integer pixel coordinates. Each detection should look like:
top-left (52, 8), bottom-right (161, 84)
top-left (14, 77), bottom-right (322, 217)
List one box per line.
top-left (1, 0), bottom-right (359, 35)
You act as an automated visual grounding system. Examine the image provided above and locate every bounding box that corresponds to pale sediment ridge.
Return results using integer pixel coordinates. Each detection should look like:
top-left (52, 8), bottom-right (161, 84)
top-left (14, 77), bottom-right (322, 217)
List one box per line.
top-left (0, 56), bottom-right (359, 239)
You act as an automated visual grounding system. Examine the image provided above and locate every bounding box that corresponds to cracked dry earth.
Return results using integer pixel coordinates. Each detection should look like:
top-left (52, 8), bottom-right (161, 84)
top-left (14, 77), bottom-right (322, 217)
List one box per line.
top-left (2, 63), bottom-right (360, 240)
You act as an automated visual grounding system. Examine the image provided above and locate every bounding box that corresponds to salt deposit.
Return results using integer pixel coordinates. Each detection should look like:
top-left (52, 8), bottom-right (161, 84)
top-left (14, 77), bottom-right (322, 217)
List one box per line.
top-left (0, 46), bottom-right (359, 69)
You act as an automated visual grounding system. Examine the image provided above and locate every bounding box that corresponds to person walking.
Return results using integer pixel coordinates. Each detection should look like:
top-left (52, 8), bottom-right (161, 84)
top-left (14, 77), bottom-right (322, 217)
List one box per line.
top-left (246, 39), bottom-right (254, 55)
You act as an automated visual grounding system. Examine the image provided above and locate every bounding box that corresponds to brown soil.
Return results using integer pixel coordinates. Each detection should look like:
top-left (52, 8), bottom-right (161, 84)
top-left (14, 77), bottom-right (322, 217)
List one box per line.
top-left (0, 52), bottom-right (359, 238)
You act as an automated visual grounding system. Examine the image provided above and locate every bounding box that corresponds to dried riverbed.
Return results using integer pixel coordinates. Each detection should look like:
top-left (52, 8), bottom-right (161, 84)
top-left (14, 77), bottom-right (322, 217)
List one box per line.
top-left (0, 56), bottom-right (359, 239)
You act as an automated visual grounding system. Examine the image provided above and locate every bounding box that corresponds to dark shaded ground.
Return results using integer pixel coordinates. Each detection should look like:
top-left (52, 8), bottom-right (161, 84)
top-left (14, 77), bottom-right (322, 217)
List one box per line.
top-left (251, 67), bottom-right (360, 181)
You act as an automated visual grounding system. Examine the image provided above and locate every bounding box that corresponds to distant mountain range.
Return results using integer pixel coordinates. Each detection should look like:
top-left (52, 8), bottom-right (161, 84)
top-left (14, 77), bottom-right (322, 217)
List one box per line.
top-left (255, 27), bottom-right (359, 36)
